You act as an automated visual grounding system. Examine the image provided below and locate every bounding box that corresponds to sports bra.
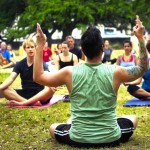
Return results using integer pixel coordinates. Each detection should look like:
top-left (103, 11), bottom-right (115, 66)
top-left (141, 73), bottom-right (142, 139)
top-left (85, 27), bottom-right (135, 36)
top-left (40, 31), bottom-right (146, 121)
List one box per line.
top-left (120, 54), bottom-right (136, 67)
top-left (58, 53), bottom-right (74, 69)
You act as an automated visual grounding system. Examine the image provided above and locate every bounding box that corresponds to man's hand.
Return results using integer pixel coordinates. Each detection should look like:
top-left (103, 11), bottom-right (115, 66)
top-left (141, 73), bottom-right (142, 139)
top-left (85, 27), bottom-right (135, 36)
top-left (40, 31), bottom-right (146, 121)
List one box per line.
top-left (133, 15), bottom-right (145, 40)
top-left (36, 23), bottom-right (47, 49)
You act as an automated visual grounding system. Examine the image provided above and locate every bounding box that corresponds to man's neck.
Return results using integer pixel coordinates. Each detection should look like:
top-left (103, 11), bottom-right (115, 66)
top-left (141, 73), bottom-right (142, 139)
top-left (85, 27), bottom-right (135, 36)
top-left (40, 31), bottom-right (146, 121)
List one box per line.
top-left (70, 45), bottom-right (74, 50)
top-left (86, 55), bottom-right (102, 64)
top-left (27, 57), bottom-right (34, 66)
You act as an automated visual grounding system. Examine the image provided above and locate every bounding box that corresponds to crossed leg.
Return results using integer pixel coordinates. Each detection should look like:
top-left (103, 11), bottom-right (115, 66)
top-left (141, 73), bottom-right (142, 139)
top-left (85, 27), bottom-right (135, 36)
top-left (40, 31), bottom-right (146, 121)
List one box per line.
top-left (0, 86), bottom-right (56, 106)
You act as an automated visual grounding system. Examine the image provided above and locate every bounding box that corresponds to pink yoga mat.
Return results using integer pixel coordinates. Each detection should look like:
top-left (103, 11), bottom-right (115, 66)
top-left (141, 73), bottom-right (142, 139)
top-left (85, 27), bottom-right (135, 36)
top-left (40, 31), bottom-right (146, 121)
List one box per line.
top-left (7, 94), bottom-right (65, 108)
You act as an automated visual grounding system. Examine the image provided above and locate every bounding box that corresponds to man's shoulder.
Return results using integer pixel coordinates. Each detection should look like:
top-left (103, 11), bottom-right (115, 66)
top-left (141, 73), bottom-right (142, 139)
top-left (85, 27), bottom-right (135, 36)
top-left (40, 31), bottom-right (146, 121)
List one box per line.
top-left (19, 57), bottom-right (26, 63)
top-left (13, 58), bottom-right (27, 72)
top-left (70, 47), bottom-right (80, 52)
top-left (15, 57), bottom-right (26, 66)
top-left (102, 63), bottom-right (116, 72)
top-left (2, 49), bottom-right (9, 54)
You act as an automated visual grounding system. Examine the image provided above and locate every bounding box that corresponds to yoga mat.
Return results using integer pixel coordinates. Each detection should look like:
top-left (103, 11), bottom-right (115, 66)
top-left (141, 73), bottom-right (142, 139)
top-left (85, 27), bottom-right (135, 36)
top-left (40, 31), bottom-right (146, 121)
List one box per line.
top-left (123, 97), bottom-right (150, 107)
top-left (7, 94), bottom-right (65, 108)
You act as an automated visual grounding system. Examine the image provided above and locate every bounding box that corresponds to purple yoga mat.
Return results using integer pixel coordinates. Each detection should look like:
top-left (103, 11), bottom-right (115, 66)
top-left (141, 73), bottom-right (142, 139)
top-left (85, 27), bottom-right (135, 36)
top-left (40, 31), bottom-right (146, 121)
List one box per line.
top-left (7, 95), bottom-right (65, 108)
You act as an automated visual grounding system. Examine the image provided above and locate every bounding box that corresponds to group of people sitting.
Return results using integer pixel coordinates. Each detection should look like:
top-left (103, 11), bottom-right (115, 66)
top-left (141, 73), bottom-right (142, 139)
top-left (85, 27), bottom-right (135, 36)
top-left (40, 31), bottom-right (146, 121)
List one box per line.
top-left (43, 36), bottom-right (83, 71)
top-left (0, 15), bottom-right (149, 148)
top-left (0, 42), bottom-right (19, 69)
top-left (34, 16), bottom-right (148, 148)
top-left (103, 36), bottom-right (150, 100)
top-left (0, 34), bottom-right (83, 106)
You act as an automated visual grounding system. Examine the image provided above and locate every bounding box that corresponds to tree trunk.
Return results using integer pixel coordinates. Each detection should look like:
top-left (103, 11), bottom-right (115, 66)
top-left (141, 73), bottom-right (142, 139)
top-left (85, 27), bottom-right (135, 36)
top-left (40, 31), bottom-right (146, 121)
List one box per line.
top-left (62, 25), bottom-right (74, 41)
top-left (42, 28), bottom-right (55, 47)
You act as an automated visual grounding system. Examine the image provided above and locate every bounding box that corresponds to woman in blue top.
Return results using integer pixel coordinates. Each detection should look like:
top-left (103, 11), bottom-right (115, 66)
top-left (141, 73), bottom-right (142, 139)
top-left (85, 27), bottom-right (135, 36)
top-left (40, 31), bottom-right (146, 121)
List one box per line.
top-left (7, 44), bottom-right (19, 64)
top-left (127, 40), bottom-right (150, 99)
top-left (0, 42), bottom-right (15, 69)
top-left (116, 40), bottom-right (138, 67)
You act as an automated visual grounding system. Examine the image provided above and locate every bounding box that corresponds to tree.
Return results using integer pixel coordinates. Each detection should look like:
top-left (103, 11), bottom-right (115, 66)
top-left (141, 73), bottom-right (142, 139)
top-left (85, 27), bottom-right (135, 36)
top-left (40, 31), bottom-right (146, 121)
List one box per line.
top-left (132, 0), bottom-right (150, 32)
top-left (0, 0), bottom-right (149, 44)
top-left (0, 0), bottom-right (26, 41)
top-left (7, 0), bottom-right (106, 43)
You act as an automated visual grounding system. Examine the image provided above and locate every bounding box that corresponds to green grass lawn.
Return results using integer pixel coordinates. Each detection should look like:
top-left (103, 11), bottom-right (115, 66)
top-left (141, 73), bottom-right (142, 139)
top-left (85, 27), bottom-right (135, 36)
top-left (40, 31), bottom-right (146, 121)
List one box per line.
top-left (0, 50), bottom-right (150, 150)
top-left (1, 85), bottom-right (150, 150)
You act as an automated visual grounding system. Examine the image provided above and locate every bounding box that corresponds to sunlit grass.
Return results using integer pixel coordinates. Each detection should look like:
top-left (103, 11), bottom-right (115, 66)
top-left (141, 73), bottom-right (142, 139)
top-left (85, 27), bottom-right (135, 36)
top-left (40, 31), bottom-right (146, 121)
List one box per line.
top-left (1, 85), bottom-right (150, 150)
top-left (0, 50), bottom-right (150, 150)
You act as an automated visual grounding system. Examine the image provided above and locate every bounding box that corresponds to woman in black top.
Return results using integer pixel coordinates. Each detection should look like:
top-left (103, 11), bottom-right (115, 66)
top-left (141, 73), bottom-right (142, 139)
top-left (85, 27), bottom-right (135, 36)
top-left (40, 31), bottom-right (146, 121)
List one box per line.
top-left (54, 41), bottom-right (78, 70)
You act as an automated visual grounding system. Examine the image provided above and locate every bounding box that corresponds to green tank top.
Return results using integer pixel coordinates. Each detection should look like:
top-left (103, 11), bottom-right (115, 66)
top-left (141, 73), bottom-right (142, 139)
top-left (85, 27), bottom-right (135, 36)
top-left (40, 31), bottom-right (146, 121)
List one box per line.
top-left (69, 63), bottom-right (121, 143)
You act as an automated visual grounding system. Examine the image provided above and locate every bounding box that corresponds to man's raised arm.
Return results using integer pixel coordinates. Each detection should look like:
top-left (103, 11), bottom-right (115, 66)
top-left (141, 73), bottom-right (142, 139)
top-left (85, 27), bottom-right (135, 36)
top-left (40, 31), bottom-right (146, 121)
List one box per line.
top-left (33, 23), bottom-right (47, 84)
top-left (128, 15), bottom-right (148, 77)
top-left (115, 15), bottom-right (148, 83)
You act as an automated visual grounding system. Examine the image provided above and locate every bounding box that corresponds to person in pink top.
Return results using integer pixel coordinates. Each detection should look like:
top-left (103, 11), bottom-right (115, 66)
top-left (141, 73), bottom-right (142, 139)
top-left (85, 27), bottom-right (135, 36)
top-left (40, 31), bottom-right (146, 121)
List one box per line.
top-left (42, 42), bottom-right (52, 64)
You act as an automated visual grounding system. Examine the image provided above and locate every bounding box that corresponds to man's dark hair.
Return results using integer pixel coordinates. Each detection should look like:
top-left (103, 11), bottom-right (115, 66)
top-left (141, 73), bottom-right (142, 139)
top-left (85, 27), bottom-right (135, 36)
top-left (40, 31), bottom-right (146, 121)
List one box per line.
top-left (81, 26), bottom-right (103, 60)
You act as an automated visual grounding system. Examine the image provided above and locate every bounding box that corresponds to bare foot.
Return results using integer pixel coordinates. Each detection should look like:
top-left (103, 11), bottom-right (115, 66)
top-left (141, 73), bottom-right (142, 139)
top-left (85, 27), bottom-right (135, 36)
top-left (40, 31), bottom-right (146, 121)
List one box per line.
top-left (32, 101), bottom-right (42, 106)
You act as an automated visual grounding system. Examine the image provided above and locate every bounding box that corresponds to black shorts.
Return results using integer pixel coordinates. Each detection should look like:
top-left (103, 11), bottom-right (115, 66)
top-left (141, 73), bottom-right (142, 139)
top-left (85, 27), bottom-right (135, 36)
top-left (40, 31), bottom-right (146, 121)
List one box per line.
top-left (127, 85), bottom-right (140, 95)
top-left (128, 85), bottom-right (150, 96)
top-left (15, 89), bottom-right (50, 105)
top-left (54, 118), bottom-right (134, 148)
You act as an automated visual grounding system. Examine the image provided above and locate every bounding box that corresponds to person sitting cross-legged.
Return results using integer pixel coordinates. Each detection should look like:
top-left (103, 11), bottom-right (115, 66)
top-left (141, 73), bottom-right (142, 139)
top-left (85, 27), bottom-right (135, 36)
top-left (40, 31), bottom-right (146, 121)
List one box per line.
top-left (127, 39), bottom-right (150, 100)
top-left (33, 16), bottom-right (148, 148)
top-left (0, 37), bottom-right (56, 107)
top-left (0, 42), bottom-right (15, 69)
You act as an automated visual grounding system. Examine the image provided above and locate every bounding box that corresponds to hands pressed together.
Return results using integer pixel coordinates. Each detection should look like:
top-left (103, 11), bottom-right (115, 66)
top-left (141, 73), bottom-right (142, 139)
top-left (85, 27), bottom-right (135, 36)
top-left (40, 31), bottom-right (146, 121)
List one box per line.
top-left (36, 23), bottom-right (47, 49)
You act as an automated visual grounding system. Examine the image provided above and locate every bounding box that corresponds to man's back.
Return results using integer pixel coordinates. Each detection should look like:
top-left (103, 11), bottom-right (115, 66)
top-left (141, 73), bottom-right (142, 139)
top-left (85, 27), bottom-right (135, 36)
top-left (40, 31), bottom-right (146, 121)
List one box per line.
top-left (35, 16), bottom-right (147, 148)
top-left (70, 63), bottom-right (121, 143)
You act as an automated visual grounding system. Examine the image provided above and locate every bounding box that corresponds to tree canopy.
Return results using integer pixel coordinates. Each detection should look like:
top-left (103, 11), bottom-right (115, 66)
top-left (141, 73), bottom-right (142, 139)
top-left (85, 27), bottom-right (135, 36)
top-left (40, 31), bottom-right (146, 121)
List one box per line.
top-left (0, 0), bottom-right (149, 43)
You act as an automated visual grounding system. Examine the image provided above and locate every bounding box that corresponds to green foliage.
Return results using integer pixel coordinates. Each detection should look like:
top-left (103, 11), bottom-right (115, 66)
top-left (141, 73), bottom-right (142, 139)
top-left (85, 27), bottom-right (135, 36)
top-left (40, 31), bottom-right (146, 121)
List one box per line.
top-left (112, 42), bottom-right (123, 50)
top-left (0, 0), bottom-right (150, 43)
top-left (132, 0), bottom-right (150, 32)
top-left (0, 0), bottom-right (25, 30)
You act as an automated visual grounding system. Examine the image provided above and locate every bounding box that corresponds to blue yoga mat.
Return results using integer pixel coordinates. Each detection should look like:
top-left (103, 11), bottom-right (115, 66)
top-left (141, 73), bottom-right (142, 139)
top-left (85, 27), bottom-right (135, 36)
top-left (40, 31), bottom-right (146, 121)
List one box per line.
top-left (123, 97), bottom-right (150, 107)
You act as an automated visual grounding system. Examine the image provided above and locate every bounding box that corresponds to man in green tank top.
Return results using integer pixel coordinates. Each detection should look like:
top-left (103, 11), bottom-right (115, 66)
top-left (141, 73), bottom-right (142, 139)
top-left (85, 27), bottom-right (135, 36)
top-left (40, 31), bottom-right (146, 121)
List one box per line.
top-left (34, 15), bottom-right (148, 148)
